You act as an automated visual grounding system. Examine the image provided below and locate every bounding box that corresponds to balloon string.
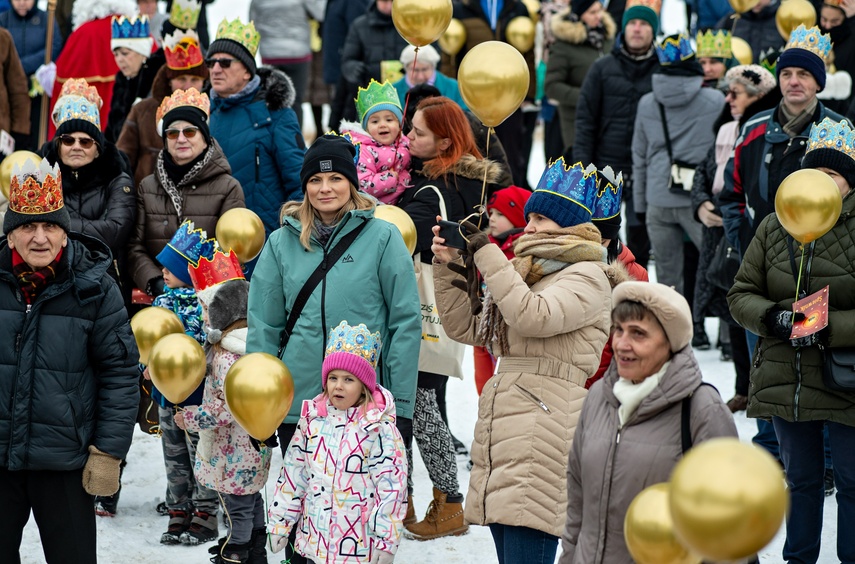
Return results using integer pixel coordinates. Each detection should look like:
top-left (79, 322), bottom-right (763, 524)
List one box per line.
top-left (795, 244), bottom-right (806, 302)
top-left (401, 47), bottom-right (419, 131)
top-left (730, 12), bottom-right (740, 34)
top-left (215, 490), bottom-right (236, 563)
top-left (477, 127), bottom-right (494, 230)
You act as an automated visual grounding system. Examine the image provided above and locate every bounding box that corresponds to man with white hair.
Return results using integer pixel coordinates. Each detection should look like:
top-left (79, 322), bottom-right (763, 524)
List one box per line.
top-left (392, 44), bottom-right (467, 111)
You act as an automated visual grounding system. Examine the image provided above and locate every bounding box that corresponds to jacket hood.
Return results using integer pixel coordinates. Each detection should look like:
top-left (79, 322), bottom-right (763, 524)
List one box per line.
top-left (652, 73), bottom-right (704, 107)
top-left (366, 2), bottom-right (395, 26)
top-left (600, 346), bottom-right (703, 423)
top-left (551, 8), bottom-right (617, 44)
top-left (339, 120), bottom-right (369, 136)
top-left (41, 139), bottom-right (132, 194)
top-left (598, 259), bottom-right (632, 288)
top-left (255, 66), bottom-right (297, 112)
top-left (449, 154), bottom-right (506, 183)
top-left (151, 65), bottom-right (172, 101)
top-left (304, 384), bottom-right (397, 428)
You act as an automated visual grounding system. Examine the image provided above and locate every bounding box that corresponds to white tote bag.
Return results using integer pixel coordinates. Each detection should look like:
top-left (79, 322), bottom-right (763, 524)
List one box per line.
top-left (413, 185), bottom-right (467, 379)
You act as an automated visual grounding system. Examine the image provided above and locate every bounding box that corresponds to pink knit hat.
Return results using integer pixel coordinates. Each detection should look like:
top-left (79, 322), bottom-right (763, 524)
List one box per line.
top-left (322, 321), bottom-right (382, 393)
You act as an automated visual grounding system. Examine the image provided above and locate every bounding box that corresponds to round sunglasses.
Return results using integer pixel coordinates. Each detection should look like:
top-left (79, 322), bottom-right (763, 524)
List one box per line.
top-left (164, 126), bottom-right (200, 140)
top-left (59, 135), bottom-right (96, 148)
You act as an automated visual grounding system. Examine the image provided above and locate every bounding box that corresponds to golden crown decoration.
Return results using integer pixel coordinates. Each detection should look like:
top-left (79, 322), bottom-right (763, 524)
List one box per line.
top-left (215, 18), bottom-right (260, 57)
top-left (325, 321), bottom-right (382, 371)
top-left (58, 78), bottom-right (102, 107)
top-left (824, 0), bottom-right (844, 7)
top-left (164, 29), bottom-right (203, 71)
top-left (625, 0), bottom-right (662, 14)
top-left (785, 25), bottom-right (833, 61)
top-left (9, 158), bottom-right (64, 216)
top-left (169, 0), bottom-right (202, 30)
top-left (696, 29), bottom-right (732, 59)
top-left (806, 117), bottom-right (855, 159)
top-left (156, 87), bottom-right (210, 125)
top-left (51, 78), bottom-right (103, 128)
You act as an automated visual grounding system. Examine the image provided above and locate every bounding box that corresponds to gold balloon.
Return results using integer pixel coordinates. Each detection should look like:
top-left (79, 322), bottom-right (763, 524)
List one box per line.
top-left (224, 352), bottom-right (295, 440)
top-left (729, 0), bottom-right (760, 14)
top-left (506, 16), bottom-right (536, 53)
top-left (148, 333), bottom-right (207, 404)
top-left (215, 208), bottom-right (266, 264)
top-left (0, 150), bottom-right (41, 200)
top-left (392, 0), bottom-right (453, 48)
top-left (775, 169), bottom-right (843, 244)
top-left (374, 204), bottom-right (417, 254)
top-left (670, 438), bottom-right (789, 562)
top-left (731, 37), bottom-right (753, 65)
top-left (130, 307), bottom-right (185, 365)
top-left (458, 41), bottom-right (530, 127)
top-left (439, 18), bottom-right (466, 57)
top-left (522, 0), bottom-right (541, 22)
top-left (776, 0), bottom-right (816, 40)
top-left (624, 484), bottom-right (701, 564)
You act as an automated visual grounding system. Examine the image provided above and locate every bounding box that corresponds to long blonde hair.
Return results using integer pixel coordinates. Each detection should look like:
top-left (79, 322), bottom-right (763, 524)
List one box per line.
top-left (322, 379), bottom-right (377, 415)
top-left (279, 185), bottom-right (375, 250)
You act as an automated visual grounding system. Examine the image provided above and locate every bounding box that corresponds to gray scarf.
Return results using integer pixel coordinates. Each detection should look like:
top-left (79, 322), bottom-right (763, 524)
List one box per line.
top-left (779, 98), bottom-right (818, 138)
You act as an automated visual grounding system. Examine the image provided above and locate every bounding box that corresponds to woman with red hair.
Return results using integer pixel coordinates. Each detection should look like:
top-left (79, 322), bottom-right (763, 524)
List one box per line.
top-left (397, 96), bottom-right (506, 541)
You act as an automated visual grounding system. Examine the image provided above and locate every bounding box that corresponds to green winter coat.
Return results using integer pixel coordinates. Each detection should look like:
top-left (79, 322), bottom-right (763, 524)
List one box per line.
top-left (246, 208), bottom-right (421, 422)
top-left (727, 191), bottom-right (855, 425)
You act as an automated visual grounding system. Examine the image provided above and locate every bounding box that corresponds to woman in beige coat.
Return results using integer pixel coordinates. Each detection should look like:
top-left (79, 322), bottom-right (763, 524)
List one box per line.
top-left (431, 159), bottom-right (625, 564)
top-left (560, 282), bottom-right (737, 563)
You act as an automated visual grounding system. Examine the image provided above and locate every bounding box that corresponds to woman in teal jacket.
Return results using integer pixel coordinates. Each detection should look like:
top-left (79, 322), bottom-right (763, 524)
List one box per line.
top-left (247, 134), bottom-right (421, 445)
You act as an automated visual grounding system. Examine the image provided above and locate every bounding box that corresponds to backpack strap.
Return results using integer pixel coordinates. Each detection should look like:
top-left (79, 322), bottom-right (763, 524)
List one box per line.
top-left (681, 382), bottom-right (718, 454)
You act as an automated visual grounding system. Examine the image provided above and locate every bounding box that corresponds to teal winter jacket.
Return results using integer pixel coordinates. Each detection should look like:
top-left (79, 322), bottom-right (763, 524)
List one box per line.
top-left (246, 208), bottom-right (421, 421)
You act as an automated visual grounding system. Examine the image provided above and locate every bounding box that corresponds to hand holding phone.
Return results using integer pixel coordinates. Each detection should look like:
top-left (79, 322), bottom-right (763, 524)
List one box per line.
top-left (437, 220), bottom-right (469, 250)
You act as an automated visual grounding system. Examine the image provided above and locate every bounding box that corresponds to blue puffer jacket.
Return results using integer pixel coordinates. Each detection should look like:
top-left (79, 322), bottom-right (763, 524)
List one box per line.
top-left (0, 5), bottom-right (63, 76)
top-left (0, 233), bottom-right (140, 471)
top-left (209, 67), bottom-right (306, 235)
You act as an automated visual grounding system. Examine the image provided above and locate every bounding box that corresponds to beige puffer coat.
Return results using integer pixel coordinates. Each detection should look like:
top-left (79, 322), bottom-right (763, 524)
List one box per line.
top-left (435, 243), bottom-right (621, 537)
top-left (560, 348), bottom-right (737, 563)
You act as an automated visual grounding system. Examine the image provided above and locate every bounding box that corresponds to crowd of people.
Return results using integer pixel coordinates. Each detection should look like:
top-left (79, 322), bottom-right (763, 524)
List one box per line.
top-left (2, 0), bottom-right (855, 563)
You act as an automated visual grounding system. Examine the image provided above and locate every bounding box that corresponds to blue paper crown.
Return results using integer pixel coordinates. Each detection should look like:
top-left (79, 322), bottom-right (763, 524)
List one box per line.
top-left (325, 321), bottom-right (382, 370)
top-left (785, 25), bottom-right (832, 61)
top-left (52, 95), bottom-right (100, 129)
top-left (656, 33), bottom-right (695, 65)
top-left (155, 220), bottom-right (217, 286)
top-left (533, 158), bottom-right (599, 215)
top-left (112, 15), bottom-right (151, 40)
top-left (806, 117), bottom-right (855, 160)
top-left (593, 166), bottom-right (623, 221)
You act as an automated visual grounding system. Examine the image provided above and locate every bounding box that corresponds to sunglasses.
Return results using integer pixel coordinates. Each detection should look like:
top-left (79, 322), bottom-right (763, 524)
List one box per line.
top-left (59, 135), bottom-right (96, 148)
top-left (164, 126), bottom-right (200, 140)
top-left (205, 58), bottom-right (234, 69)
top-left (725, 89), bottom-right (744, 98)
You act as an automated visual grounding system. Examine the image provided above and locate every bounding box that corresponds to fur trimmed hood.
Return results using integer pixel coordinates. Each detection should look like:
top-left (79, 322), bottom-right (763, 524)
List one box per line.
top-left (598, 258), bottom-right (632, 288)
top-left (71, 0), bottom-right (137, 30)
top-left (551, 8), bottom-right (617, 45)
top-left (255, 66), bottom-right (296, 112)
top-left (449, 154), bottom-right (506, 183)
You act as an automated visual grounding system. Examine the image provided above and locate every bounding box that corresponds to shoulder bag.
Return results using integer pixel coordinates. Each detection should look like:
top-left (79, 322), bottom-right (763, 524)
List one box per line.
top-left (658, 103), bottom-right (697, 195)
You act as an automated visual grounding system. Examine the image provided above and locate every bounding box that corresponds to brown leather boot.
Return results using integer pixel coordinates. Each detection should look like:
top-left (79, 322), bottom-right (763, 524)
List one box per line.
top-left (404, 488), bottom-right (468, 540)
top-left (403, 495), bottom-right (416, 526)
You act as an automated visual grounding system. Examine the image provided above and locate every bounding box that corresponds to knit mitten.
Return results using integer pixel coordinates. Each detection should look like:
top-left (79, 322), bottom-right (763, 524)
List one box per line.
top-left (82, 445), bottom-right (122, 496)
top-left (763, 306), bottom-right (805, 341)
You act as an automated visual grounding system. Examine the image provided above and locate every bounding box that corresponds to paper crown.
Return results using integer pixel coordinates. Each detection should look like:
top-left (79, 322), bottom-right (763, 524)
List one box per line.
top-left (355, 79), bottom-right (402, 123)
top-left (189, 248), bottom-right (245, 303)
top-left (112, 14), bottom-right (150, 40)
top-left (806, 117), bottom-right (855, 159)
top-left (593, 166), bottom-right (623, 221)
top-left (785, 25), bottom-right (832, 61)
top-left (169, 0), bottom-right (202, 30)
top-left (9, 158), bottom-right (64, 216)
top-left (625, 0), bottom-right (662, 14)
top-left (51, 78), bottom-right (102, 128)
top-left (759, 46), bottom-right (783, 74)
top-left (696, 29), bottom-right (732, 59)
top-left (164, 29), bottom-right (204, 71)
top-left (165, 220), bottom-right (216, 265)
top-left (325, 321), bottom-right (382, 371)
top-left (215, 18), bottom-right (260, 57)
top-left (156, 88), bottom-right (210, 131)
top-left (533, 158), bottom-right (599, 215)
top-left (656, 33), bottom-right (695, 65)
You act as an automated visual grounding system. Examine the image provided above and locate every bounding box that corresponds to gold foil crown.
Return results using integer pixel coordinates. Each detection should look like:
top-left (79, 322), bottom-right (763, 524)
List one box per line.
top-left (214, 18), bottom-right (260, 57)
top-left (785, 25), bottom-right (832, 61)
top-left (156, 87), bottom-right (211, 125)
top-left (169, 0), bottom-right (202, 30)
top-left (696, 29), bottom-right (732, 59)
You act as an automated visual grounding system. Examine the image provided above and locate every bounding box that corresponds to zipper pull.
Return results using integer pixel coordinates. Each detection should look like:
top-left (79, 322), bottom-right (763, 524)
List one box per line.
top-left (15, 333), bottom-right (21, 352)
top-left (616, 428), bottom-right (622, 444)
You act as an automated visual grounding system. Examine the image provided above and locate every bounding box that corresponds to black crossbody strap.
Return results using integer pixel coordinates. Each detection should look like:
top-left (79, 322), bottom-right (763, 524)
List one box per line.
top-left (278, 218), bottom-right (370, 356)
top-left (658, 103), bottom-right (674, 161)
top-left (681, 382), bottom-right (718, 454)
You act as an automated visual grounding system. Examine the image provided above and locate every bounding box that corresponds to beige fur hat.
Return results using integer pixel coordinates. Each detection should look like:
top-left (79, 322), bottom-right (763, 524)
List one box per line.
top-left (613, 282), bottom-right (693, 352)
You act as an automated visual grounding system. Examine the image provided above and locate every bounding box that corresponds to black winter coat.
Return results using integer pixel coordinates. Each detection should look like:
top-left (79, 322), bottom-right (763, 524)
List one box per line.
top-left (0, 234), bottom-right (140, 471)
top-left (715, 3), bottom-right (784, 63)
top-left (105, 49), bottom-right (165, 144)
top-left (574, 38), bottom-right (658, 173)
top-left (340, 3), bottom-right (409, 86)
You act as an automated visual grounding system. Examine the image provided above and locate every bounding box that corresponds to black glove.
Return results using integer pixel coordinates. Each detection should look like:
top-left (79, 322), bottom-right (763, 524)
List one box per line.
top-left (342, 61), bottom-right (366, 85)
top-left (764, 306), bottom-right (805, 341)
top-left (461, 220), bottom-right (491, 255)
top-left (147, 276), bottom-right (165, 297)
top-left (249, 434), bottom-right (279, 452)
top-left (448, 252), bottom-right (482, 315)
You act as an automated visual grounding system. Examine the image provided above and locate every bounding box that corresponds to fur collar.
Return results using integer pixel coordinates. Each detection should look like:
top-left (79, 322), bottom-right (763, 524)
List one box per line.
top-left (551, 8), bottom-right (617, 45)
top-left (256, 67), bottom-right (296, 112)
top-left (220, 327), bottom-right (247, 356)
top-left (71, 0), bottom-right (137, 30)
top-left (450, 154), bottom-right (506, 183)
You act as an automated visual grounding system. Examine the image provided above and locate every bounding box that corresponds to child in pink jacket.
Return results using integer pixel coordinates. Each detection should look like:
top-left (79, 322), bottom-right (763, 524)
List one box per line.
top-left (268, 320), bottom-right (408, 564)
top-left (340, 79), bottom-right (411, 204)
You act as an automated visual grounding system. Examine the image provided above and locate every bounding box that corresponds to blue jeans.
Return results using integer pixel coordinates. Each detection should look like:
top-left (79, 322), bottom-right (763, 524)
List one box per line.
top-left (746, 331), bottom-right (781, 460)
top-left (489, 524), bottom-right (558, 564)
top-left (773, 417), bottom-right (855, 563)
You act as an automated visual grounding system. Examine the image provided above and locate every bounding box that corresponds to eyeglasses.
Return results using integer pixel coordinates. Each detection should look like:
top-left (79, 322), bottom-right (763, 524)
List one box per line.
top-left (725, 89), bottom-right (745, 98)
top-left (59, 135), bottom-right (96, 148)
top-left (205, 58), bottom-right (234, 69)
top-left (164, 126), bottom-right (200, 140)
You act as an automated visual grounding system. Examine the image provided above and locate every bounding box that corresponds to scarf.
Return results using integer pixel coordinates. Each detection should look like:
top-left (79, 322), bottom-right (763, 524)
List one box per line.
top-left (156, 145), bottom-right (214, 216)
top-left (476, 224), bottom-right (607, 356)
top-left (779, 98), bottom-right (818, 138)
top-left (613, 360), bottom-right (670, 427)
top-left (12, 248), bottom-right (64, 304)
top-left (565, 12), bottom-right (606, 50)
top-left (313, 218), bottom-right (338, 246)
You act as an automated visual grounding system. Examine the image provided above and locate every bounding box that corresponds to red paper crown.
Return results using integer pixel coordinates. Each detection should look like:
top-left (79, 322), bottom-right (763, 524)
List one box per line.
top-left (189, 248), bottom-right (245, 301)
top-left (9, 159), bottom-right (64, 216)
top-left (164, 29), bottom-right (204, 71)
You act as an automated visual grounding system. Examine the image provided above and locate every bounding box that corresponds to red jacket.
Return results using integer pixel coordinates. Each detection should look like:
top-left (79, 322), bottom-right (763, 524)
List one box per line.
top-left (586, 244), bottom-right (649, 389)
top-left (488, 228), bottom-right (525, 260)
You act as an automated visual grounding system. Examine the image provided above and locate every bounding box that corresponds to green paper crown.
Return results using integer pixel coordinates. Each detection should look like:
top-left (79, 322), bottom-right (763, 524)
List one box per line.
top-left (169, 0), bottom-right (201, 30)
top-left (215, 18), bottom-right (260, 57)
top-left (696, 29), bottom-right (732, 59)
top-left (355, 79), bottom-right (402, 123)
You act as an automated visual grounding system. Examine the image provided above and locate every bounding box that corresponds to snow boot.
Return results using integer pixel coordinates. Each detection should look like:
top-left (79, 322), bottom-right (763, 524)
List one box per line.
top-left (247, 527), bottom-right (268, 564)
top-left (210, 542), bottom-right (251, 564)
top-left (161, 508), bottom-right (192, 544)
top-left (405, 487), bottom-right (468, 540)
top-left (403, 495), bottom-right (416, 526)
top-left (180, 510), bottom-right (219, 545)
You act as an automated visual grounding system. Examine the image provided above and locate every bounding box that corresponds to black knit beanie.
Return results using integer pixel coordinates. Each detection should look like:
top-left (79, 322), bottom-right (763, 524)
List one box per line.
top-left (593, 213), bottom-right (622, 240)
top-left (300, 135), bottom-right (359, 192)
top-left (161, 106), bottom-right (211, 143)
top-left (56, 119), bottom-right (105, 152)
top-left (208, 38), bottom-right (256, 77)
top-left (802, 148), bottom-right (855, 189)
top-left (777, 48), bottom-right (827, 92)
top-left (572, 0), bottom-right (598, 16)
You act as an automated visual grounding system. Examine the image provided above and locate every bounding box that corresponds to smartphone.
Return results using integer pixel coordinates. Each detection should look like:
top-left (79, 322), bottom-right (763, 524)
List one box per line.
top-left (437, 220), bottom-right (469, 250)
